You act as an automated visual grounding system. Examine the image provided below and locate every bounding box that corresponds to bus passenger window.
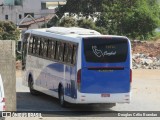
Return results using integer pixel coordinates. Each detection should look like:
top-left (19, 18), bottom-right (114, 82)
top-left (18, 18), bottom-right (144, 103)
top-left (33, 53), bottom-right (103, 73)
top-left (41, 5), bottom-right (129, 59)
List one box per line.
top-left (64, 43), bottom-right (73, 64)
top-left (34, 37), bottom-right (39, 55)
top-left (56, 41), bottom-right (64, 62)
top-left (32, 37), bottom-right (36, 54)
top-left (28, 37), bottom-right (33, 54)
top-left (43, 39), bottom-right (48, 57)
top-left (48, 40), bottom-right (56, 59)
top-left (39, 38), bottom-right (44, 57)
top-left (72, 45), bottom-right (77, 64)
top-left (55, 42), bottom-right (60, 60)
top-left (36, 38), bottom-right (40, 56)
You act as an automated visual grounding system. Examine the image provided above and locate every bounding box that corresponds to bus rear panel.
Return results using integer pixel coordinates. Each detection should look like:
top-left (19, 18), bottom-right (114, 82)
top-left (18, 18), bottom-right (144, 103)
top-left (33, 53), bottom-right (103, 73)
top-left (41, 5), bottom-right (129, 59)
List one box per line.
top-left (75, 36), bottom-right (132, 104)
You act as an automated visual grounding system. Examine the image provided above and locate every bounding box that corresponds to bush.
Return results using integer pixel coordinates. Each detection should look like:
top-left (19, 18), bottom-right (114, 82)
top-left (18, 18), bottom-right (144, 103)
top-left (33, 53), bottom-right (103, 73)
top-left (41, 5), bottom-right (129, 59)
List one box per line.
top-left (77, 19), bottom-right (95, 29)
top-left (59, 17), bottom-right (77, 27)
top-left (0, 21), bottom-right (20, 40)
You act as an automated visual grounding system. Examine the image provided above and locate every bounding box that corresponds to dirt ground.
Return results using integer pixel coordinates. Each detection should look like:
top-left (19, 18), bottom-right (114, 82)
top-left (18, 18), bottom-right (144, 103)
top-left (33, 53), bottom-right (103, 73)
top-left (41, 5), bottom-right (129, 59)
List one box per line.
top-left (133, 69), bottom-right (160, 79)
top-left (5, 69), bottom-right (159, 120)
top-left (132, 41), bottom-right (160, 57)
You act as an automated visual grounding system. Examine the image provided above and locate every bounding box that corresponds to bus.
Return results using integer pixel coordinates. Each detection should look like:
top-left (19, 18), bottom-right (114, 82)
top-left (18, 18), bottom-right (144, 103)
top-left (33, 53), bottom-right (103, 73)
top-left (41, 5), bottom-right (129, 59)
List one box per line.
top-left (21, 27), bottom-right (132, 107)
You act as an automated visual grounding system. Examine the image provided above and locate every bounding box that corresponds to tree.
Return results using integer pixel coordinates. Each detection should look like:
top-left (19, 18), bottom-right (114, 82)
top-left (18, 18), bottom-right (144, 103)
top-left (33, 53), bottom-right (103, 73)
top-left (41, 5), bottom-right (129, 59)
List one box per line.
top-left (120, 0), bottom-right (160, 39)
top-left (96, 0), bottom-right (160, 39)
top-left (0, 21), bottom-right (20, 40)
top-left (57, 0), bottom-right (105, 18)
top-left (47, 0), bottom-right (160, 40)
top-left (77, 19), bottom-right (95, 29)
top-left (59, 17), bottom-right (77, 27)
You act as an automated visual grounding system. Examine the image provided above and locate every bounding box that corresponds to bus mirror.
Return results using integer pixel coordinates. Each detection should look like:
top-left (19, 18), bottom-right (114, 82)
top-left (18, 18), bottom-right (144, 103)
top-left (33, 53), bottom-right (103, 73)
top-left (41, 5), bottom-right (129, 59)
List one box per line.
top-left (17, 41), bottom-right (22, 54)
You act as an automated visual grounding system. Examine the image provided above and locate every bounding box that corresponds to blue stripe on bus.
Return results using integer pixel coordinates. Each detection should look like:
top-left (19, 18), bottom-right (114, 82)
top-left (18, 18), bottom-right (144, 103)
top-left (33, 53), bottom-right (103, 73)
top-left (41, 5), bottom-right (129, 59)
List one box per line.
top-left (34, 62), bottom-right (77, 99)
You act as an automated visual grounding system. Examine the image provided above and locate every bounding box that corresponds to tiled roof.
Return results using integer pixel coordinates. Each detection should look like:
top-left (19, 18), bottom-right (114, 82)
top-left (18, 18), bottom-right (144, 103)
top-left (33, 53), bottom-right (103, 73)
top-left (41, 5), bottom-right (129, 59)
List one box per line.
top-left (21, 15), bottom-right (54, 26)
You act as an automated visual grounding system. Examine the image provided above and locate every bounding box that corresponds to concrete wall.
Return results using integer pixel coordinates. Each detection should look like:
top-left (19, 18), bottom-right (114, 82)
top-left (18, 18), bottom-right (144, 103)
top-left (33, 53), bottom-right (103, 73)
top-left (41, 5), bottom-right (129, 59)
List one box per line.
top-left (0, 40), bottom-right (16, 111)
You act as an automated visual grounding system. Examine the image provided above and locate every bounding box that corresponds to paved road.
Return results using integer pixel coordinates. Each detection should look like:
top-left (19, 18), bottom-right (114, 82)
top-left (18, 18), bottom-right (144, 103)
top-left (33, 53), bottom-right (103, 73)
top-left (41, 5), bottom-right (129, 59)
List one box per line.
top-left (14, 70), bottom-right (160, 118)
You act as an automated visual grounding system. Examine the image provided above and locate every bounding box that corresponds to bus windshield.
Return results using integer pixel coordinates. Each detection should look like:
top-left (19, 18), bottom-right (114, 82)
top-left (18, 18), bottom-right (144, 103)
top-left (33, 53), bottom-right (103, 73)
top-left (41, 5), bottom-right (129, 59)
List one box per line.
top-left (83, 37), bottom-right (128, 63)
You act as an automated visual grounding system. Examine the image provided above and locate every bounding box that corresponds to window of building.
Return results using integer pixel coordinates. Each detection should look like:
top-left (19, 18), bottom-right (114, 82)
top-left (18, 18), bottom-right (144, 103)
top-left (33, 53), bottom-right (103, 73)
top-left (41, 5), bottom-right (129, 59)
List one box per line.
top-left (5, 15), bottom-right (8, 20)
top-left (19, 14), bottom-right (22, 19)
top-left (15, 0), bottom-right (23, 5)
top-left (41, 2), bottom-right (66, 10)
top-left (41, 2), bottom-right (47, 9)
top-left (24, 13), bottom-right (34, 17)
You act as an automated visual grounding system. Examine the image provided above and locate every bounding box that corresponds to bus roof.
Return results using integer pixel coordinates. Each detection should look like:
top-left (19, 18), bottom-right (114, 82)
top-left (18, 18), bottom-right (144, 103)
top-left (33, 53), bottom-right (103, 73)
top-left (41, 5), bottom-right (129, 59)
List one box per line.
top-left (25, 27), bottom-right (128, 41)
top-left (46, 27), bottom-right (101, 35)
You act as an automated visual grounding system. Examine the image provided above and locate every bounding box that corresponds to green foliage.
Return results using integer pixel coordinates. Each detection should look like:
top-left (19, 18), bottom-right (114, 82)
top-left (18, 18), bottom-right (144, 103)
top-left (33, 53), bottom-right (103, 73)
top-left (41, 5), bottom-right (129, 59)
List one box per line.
top-left (119, 0), bottom-right (160, 40)
top-left (46, 0), bottom-right (160, 40)
top-left (77, 19), bottom-right (96, 29)
top-left (0, 21), bottom-right (20, 40)
top-left (148, 32), bottom-right (160, 41)
top-left (47, 16), bottom-right (59, 28)
top-left (59, 17), bottom-right (77, 27)
top-left (57, 0), bottom-right (104, 18)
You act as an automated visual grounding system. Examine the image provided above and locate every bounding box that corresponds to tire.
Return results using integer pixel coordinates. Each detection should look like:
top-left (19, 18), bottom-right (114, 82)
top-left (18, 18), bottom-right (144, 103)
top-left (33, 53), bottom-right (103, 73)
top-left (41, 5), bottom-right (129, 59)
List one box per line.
top-left (28, 76), bottom-right (39, 95)
top-left (59, 86), bottom-right (66, 107)
top-left (99, 103), bottom-right (116, 108)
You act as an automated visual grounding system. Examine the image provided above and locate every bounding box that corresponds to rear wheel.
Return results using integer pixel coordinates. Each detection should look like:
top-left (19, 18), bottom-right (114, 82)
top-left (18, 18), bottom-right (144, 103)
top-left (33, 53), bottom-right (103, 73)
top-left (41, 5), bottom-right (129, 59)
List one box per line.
top-left (59, 86), bottom-right (66, 107)
top-left (99, 103), bottom-right (116, 108)
top-left (28, 76), bottom-right (39, 95)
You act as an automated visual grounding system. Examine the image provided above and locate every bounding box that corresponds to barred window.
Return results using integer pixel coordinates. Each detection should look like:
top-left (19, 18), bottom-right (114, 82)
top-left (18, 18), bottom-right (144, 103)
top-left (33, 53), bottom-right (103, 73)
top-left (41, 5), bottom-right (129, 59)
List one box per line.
top-left (72, 45), bottom-right (77, 65)
top-left (47, 40), bottom-right (56, 59)
top-left (28, 37), bottom-right (33, 54)
top-left (64, 43), bottom-right (73, 64)
top-left (56, 41), bottom-right (65, 62)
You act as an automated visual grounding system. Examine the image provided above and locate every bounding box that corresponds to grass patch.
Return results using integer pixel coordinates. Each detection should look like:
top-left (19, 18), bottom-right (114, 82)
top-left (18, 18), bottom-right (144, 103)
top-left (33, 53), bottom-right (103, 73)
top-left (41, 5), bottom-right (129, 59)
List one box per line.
top-left (148, 32), bottom-right (160, 41)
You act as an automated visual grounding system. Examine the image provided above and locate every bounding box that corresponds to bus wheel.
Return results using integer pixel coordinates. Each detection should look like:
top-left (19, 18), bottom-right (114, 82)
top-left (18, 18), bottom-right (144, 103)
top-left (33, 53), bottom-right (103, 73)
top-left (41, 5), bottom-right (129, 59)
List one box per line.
top-left (28, 76), bottom-right (38, 95)
top-left (59, 86), bottom-right (66, 107)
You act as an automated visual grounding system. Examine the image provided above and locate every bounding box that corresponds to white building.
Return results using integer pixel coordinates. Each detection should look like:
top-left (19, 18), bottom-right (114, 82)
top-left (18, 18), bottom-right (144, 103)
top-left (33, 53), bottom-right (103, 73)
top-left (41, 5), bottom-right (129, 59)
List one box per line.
top-left (0, 0), bottom-right (66, 29)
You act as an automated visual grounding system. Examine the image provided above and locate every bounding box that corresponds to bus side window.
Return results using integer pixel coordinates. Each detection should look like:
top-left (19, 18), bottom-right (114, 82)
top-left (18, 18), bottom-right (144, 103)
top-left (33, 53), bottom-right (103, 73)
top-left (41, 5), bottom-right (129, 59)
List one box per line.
top-left (32, 37), bottom-right (36, 54)
top-left (48, 40), bottom-right (56, 59)
top-left (39, 38), bottom-right (44, 57)
top-left (55, 41), bottom-right (60, 60)
top-left (64, 43), bottom-right (73, 64)
top-left (72, 45), bottom-right (77, 65)
top-left (36, 38), bottom-right (40, 56)
top-left (56, 41), bottom-right (64, 62)
top-left (43, 39), bottom-right (48, 58)
top-left (28, 37), bottom-right (33, 54)
top-left (34, 37), bottom-right (39, 55)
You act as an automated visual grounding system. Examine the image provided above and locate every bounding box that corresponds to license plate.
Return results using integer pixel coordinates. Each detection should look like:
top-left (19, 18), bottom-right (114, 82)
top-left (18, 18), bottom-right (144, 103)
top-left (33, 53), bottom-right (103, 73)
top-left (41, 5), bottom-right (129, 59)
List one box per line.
top-left (101, 94), bottom-right (110, 97)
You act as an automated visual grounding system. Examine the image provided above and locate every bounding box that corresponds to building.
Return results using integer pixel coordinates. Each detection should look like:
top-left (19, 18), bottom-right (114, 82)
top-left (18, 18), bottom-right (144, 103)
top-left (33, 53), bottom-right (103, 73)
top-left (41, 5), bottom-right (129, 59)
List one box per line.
top-left (0, 0), bottom-right (66, 29)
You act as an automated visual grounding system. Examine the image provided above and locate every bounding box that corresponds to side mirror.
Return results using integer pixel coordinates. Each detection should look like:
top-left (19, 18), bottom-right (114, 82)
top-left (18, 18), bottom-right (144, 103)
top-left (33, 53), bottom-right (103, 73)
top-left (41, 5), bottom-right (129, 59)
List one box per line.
top-left (17, 41), bottom-right (22, 54)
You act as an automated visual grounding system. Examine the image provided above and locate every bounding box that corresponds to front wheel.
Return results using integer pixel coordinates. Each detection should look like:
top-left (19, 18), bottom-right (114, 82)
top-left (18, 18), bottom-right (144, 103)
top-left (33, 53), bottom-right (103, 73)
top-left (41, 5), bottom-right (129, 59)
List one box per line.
top-left (28, 76), bottom-right (39, 95)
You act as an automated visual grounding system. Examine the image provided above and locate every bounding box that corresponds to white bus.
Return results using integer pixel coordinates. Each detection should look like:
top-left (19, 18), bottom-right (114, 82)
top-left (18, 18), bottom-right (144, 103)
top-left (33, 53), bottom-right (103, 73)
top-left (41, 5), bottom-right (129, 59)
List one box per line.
top-left (21, 27), bottom-right (132, 107)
